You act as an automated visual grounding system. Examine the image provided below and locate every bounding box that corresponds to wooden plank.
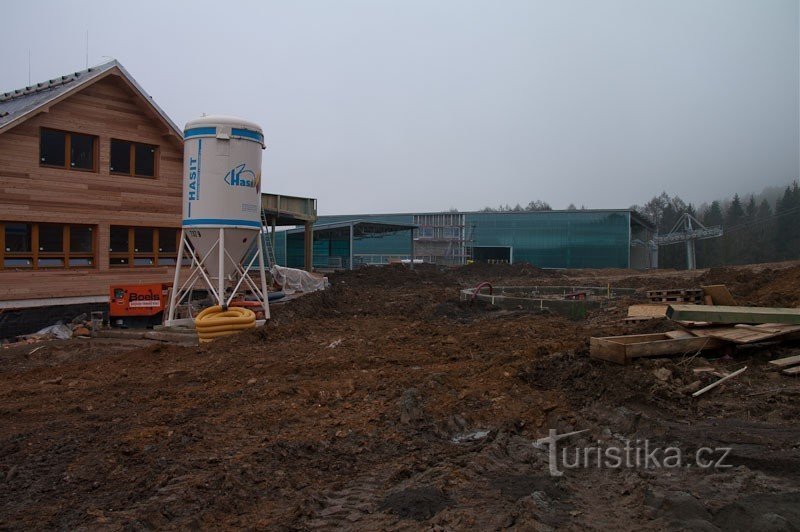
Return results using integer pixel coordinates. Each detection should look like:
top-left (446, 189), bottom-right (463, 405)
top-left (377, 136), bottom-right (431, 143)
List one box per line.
top-left (686, 323), bottom-right (800, 344)
top-left (769, 354), bottom-right (800, 369)
top-left (782, 366), bottom-right (800, 376)
top-left (589, 337), bottom-right (626, 364)
top-left (665, 330), bottom-right (695, 339)
top-left (702, 285), bottom-right (737, 306)
top-left (627, 304), bottom-right (668, 318)
top-left (667, 304), bottom-right (800, 325)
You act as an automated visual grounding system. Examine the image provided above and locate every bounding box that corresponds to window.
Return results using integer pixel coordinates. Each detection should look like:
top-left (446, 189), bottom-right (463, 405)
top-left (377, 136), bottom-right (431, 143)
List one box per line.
top-left (109, 226), bottom-right (130, 266)
top-left (109, 226), bottom-right (178, 267)
top-left (0, 222), bottom-right (95, 270)
top-left (39, 128), bottom-right (97, 171)
top-left (70, 134), bottom-right (95, 170)
top-left (40, 130), bottom-right (66, 167)
top-left (110, 139), bottom-right (158, 177)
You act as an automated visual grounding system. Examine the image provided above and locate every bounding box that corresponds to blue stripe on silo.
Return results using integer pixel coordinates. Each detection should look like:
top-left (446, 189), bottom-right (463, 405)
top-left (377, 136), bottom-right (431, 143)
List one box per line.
top-left (182, 219), bottom-right (262, 228)
top-left (231, 128), bottom-right (264, 143)
top-left (184, 126), bottom-right (217, 139)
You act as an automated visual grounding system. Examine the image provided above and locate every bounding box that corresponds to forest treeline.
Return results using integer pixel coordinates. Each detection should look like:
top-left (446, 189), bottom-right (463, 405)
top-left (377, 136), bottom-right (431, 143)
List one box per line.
top-left (632, 180), bottom-right (800, 269)
top-left (478, 180), bottom-right (800, 269)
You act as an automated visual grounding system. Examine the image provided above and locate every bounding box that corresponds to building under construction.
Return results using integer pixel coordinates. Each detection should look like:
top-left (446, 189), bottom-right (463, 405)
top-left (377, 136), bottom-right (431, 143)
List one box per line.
top-left (272, 209), bottom-right (656, 270)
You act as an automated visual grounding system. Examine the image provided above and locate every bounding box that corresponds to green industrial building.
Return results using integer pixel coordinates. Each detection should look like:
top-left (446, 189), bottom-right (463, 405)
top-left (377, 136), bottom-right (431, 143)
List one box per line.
top-left (270, 209), bottom-right (656, 270)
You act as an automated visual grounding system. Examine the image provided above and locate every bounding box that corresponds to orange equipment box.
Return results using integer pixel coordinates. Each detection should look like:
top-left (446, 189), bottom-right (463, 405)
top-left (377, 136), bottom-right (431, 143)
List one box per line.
top-left (109, 283), bottom-right (170, 317)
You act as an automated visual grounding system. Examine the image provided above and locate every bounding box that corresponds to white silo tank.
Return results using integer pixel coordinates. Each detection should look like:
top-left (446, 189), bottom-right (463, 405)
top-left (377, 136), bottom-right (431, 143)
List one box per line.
top-left (181, 115), bottom-right (264, 281)
top-left (166, 115), bottom-right (269, 322)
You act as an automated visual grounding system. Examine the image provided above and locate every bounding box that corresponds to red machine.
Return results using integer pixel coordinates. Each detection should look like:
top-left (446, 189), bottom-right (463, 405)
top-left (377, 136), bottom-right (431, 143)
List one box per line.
top-left (109, 283), bottom-right (170, 327)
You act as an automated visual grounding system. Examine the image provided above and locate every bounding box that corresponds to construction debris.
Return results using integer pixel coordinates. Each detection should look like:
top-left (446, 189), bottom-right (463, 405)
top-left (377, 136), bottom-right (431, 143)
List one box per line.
top-left (596, 286), bottom-right (800, 365)
top-left (769, 354), bottom-right (800, 376)
top-left (692, 366), bottom-right (748, 398)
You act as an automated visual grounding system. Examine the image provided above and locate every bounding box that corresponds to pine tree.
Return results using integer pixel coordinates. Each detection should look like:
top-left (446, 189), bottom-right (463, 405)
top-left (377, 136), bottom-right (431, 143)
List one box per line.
top-left (775, 181), bottom-right (800, 259)
top-left (726, 194), bottom-right (745, 227)
top-left (745, 195), bottom-right (757, 220)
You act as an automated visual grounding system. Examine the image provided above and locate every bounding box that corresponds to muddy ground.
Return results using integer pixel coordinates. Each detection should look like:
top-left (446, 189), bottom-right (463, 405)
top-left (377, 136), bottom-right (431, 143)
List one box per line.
top-left (1, 262), bottom-right (800, 530)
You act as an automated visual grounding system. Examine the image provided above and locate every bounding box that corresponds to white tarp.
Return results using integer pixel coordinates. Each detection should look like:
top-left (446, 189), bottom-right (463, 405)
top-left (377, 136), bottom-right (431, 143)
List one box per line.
top-left (270, 266), bottom-right (327, 295)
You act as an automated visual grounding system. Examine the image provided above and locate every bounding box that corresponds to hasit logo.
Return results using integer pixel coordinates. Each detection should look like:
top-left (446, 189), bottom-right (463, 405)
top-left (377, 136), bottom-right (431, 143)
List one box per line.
top-left (224, 164), bottom-right (258, 188)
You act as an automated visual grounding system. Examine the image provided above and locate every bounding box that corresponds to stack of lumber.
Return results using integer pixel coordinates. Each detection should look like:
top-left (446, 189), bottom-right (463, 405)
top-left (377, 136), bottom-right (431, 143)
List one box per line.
top-left (647, 288), bottom-right (703, 304)
top-left (769, 354), bottom-right (800, 376)
top-left (592, 301), bottom-right (800, 365)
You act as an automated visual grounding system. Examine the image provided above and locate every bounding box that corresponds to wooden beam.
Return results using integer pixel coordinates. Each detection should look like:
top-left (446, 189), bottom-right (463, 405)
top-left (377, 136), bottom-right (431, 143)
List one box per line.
top-left (667, 304), bottom-right (800, 325)
top-left (702, 285), bottom-right (737, 306)
top-left (769, 354), bottom-right (800, 369)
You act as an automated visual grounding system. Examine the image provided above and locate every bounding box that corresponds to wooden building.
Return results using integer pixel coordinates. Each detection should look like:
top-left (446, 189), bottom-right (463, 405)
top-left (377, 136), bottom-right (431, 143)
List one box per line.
top-left (0, 60), bottom-right (184, 307)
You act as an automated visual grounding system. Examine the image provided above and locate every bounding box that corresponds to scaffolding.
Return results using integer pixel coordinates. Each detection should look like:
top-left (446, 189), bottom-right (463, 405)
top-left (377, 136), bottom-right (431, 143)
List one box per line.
top-left (412, 213), bottom-right (475, 266)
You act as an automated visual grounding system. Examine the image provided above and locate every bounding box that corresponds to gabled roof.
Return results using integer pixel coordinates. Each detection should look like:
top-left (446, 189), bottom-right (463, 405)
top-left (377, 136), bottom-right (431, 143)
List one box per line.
top-left (0, 59), bottom-right (182, 140)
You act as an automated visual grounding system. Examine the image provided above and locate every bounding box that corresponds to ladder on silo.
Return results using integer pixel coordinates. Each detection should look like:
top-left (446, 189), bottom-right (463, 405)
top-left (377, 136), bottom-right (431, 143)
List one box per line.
top-left (260, 209), bottom-right (277, 267)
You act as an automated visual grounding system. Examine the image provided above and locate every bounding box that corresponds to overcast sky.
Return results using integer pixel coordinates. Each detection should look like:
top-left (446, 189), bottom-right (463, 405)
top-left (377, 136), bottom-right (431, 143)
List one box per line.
top-left (2, 1), bottom-right (798, 214)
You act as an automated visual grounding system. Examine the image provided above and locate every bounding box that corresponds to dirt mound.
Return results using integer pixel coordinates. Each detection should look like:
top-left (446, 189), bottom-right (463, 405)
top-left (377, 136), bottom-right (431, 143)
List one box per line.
top-left (700, 265), bottom-right (800, 307)
top-left (2, 261), bottom-right (800, 529)
top-left (379, 486), bottom-right (453, 521)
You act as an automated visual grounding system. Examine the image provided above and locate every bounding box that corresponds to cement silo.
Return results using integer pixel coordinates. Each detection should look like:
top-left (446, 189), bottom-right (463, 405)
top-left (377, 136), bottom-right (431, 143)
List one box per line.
top-left (166, 115), bottom-right (270, 324)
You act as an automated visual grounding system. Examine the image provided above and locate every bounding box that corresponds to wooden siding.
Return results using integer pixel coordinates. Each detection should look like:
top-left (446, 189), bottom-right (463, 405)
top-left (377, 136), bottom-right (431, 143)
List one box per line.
top-left (0, 72), bottom-right (184, 302)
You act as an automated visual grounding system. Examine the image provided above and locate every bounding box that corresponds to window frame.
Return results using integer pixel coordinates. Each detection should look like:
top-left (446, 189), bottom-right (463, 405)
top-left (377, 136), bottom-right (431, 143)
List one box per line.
top-left (39, 127), bottom-right (99, 173)
top-left (109, 138), bottom-right (159, 179)
top-left (0, 222), bottom-right (97, 271)
top-left (109, 226), bottom-right (179, 268)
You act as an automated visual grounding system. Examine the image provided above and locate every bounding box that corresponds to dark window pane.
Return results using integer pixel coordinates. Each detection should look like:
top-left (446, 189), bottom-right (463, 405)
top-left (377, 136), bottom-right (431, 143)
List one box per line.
top-left (159, 228), bottom-right (177, 252)
top-left (134, 227), bottom-right (153, 252)
top-left (134, 257), bottom-right (155, 266)
top-left (69, 258), bottom-right (94, 267)
top-left (70, 133), bottom-right (95, 170)
top-left (110, 257), bottom-right (128, 266)
top-left (134, 144), bottom-right (156, 177)
top-left (158, 257), bottom-right (176, 266)
top-left (5, 223), bottom-right (31, 252)
top-left (38, 258), bottom-right (64, 268)
top-left (110, 140), bottom-right (131, 174)
top-left (110, 226), bottom-right (129, 253)
top-left (4, 258), bottom-right (33, 268)
top-left (39, 224), bottom-right (63, 252)
top-left (70, 225), bottom-right (93, 253)
top-left (40, 130), bottom-right (66, 167)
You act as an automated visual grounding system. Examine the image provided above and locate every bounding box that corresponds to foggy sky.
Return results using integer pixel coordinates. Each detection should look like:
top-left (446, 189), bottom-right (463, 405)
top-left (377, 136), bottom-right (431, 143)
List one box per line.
top-left (2, 0), bottom-right (798, 214)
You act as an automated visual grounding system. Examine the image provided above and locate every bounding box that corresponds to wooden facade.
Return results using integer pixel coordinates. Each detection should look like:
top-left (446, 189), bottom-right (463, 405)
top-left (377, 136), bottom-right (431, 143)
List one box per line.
top-left (0, 68), bottom-right (185, 304)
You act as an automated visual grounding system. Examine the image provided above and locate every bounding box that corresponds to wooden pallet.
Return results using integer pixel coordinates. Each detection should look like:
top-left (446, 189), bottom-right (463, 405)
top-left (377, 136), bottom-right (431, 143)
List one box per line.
top-left (647, 289), bottom-right (704, 297)
top-left (648, 296), bottom-right (703, 303)
top-left (647, 289), bottom-right (703, 304)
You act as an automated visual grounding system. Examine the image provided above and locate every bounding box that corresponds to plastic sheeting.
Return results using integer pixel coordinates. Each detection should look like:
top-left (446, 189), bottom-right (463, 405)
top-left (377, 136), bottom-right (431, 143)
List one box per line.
top-left (23, 323), bottom-right (72, 340)
top-left (270, 266), bottom-right (327, 295)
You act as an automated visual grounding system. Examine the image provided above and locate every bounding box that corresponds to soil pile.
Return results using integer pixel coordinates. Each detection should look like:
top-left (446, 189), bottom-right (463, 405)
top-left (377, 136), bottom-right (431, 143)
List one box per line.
top-left (1, 261), bottom-right (799, 529)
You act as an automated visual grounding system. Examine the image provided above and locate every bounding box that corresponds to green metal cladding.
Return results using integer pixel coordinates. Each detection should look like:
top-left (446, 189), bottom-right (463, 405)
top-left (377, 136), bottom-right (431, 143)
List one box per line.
top-left (274, 211), bottom-right (634, 269)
